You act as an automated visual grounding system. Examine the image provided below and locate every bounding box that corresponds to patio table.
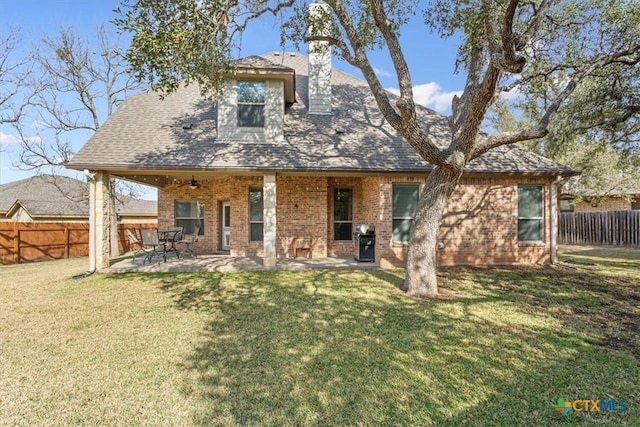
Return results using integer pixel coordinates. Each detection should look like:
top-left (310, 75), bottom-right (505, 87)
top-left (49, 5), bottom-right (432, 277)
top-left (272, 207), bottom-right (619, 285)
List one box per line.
top-left (159, 229), bottom-right (182, 259)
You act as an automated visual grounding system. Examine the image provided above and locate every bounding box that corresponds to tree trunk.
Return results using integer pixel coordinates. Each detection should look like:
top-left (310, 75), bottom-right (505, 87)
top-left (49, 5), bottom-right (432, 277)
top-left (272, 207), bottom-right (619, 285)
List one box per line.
top-left (402, 166), bottom-right (462, 297)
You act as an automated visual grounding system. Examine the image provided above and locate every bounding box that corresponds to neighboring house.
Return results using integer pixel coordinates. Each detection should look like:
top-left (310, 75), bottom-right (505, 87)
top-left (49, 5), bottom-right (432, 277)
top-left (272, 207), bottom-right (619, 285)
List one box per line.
top-left (0, 175), bottom-right (157, 224)
top-left (67, 41), bottom-right (576, 269)
top-left (560, 191), bottom-right (640, 213)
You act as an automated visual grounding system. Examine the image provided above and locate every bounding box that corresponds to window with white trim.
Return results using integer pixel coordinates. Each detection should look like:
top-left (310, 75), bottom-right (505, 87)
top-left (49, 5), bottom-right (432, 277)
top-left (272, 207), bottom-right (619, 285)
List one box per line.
top-left (334, 188), bottom-right (353, 241)
top-left (175, 200), bottom-right (205, 235)
top-left (392, 184), bottom-right (419, 244)
top-left (249, 187), bottom-right (263, 242)
top-left (518, 185), bottom-right (544, 242)
top-left (237, 81), bottom-right (266, 127)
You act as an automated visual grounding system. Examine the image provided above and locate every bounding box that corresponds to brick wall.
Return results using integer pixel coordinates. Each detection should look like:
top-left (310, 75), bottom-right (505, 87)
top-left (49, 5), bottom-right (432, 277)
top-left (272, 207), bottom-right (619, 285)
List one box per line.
top-left (277, 176), bottom-right (328, 258)
top-left (160, 175), bottom-right (330, 258)
top-left (159, 176), bottom-right (264, 256)
top-left (159, 173), bottom-right (555, 267)
top-left (374, 175), bottom-right (425, 268)
top-left (374, 175), bottom-right (554, 268)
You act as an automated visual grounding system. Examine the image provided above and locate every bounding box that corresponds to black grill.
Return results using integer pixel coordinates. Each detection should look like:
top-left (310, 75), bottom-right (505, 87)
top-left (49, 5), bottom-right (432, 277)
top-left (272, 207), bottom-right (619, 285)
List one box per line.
top-left (354, 224), bottom-right (375, 262)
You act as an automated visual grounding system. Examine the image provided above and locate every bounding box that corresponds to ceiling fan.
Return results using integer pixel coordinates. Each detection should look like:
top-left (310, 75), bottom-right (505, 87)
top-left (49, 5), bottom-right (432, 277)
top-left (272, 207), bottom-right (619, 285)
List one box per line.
top-left (178, 176), bottom-right (202, 189)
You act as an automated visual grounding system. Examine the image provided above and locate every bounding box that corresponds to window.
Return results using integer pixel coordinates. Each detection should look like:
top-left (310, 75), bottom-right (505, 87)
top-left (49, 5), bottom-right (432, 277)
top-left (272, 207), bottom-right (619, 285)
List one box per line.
top-left (237, 81), bottom-right (266, 127)
top-left (175, 200), bottom-right (205, 235)
top-left (518, 185), bottom-right (544, 242)
top-left (334, 188), bottom-right (353, 241)
top-left (632, 198), bottom-right (640, 210)
top-left (392, 184), bottom-right (419, 244)
top-left (249, 187), bottom-right (263, 242)
top-left (559, 199), bottom-right (574, 212)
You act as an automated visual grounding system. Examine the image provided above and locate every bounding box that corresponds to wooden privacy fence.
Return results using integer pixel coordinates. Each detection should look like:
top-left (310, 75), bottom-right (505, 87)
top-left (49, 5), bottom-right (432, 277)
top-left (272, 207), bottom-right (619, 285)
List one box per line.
top-left (559, 211), bottom-right (640, 246)
top-left (0, 222), bottom-right (155, 265)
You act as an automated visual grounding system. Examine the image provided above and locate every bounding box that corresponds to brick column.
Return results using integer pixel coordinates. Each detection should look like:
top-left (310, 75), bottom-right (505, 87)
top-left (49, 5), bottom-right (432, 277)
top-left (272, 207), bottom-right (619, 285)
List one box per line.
top-left (263, 174), bottom-right (277, 267)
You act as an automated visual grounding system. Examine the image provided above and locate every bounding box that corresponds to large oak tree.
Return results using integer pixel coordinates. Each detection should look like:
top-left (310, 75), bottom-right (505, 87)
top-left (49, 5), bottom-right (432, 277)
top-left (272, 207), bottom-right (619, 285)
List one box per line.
top-left (116, 0), bottom-right (639, 297)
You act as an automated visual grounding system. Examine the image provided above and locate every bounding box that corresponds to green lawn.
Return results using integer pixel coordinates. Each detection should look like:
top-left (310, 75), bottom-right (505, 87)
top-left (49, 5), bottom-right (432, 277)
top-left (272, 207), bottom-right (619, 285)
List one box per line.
top-left (1, 246), bottom-right (638, 426)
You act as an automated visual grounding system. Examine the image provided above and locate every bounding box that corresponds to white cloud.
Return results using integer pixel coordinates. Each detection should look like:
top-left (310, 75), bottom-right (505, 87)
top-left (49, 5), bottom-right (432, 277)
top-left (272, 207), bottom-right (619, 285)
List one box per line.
top-left (373, 67), bottom-right (394, 78)
top-left (0, 131), bottom-right (41, 147)
top-left (31, 119), bottom-right (50, 129)
top-left (0, 132), bottom-right (20, 147)
top-left (500, 85), bottom-right (522, 101)
top-left (386, 82), bottom-right (463, 114)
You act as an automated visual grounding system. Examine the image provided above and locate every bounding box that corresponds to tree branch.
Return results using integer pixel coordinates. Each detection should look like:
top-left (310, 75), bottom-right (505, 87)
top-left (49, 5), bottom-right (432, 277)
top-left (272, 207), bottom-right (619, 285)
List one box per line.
top-left (329, 1), bottom-right (404, 131)
top-left (362, 0), bottom-right (446, 164)
top-left (519, 0), bottom-right (553, 46)
top-left (473, 45), bottom-right (640, 158)
top-left (228, 0), bottom-right (295, 40)
top-left (572, 105), bottom-right (640, 133)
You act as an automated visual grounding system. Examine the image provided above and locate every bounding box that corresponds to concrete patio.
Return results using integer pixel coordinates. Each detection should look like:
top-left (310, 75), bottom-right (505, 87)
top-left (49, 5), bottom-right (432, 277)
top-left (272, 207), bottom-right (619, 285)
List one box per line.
top-left (110, 254), bottom-right (379, 273)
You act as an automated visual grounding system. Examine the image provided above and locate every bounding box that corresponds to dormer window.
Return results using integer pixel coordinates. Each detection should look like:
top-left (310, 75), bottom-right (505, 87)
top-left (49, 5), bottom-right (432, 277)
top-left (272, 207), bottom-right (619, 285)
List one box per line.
top-left (237, 81), bottom-right (266, 127)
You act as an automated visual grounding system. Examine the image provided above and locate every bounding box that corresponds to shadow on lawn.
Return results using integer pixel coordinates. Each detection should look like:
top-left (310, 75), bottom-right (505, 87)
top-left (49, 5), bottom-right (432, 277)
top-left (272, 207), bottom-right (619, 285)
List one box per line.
top-left (440, 266), bottom-right (640, 360)
top-left (153, 268), bottom-right (637, 425)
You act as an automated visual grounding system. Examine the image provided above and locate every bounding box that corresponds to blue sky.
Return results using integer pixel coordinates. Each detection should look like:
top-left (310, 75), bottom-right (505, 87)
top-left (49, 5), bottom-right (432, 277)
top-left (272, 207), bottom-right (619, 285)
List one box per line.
top-left (0, 0), bottom-right (466, 188)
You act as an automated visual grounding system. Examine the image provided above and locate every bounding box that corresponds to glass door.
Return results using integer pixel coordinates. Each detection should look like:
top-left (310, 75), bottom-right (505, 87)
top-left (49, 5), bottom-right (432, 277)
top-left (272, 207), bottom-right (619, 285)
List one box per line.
top-left (222, 202), bottom-right (231, 250)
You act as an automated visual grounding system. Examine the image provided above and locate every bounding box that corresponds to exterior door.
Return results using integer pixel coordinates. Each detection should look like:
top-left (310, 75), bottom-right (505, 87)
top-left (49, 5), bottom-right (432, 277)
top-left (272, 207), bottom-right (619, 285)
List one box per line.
top-left (222, 202), bottom-right (231, 251)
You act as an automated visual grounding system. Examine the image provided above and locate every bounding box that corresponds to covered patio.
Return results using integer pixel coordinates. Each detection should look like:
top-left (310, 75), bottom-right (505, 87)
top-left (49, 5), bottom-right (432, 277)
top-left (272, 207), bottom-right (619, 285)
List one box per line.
top-left (110, 254), bottom-right (379, 273)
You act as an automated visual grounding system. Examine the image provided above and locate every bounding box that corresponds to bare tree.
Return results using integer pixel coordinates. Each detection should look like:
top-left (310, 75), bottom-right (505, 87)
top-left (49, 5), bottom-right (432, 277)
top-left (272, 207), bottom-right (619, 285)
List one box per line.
top-left (16, 25), bottom-right (142, 170)
top-left (0, 29), bottom-right (32, 126)
top-left (9, 25), bottom-right (146, 256)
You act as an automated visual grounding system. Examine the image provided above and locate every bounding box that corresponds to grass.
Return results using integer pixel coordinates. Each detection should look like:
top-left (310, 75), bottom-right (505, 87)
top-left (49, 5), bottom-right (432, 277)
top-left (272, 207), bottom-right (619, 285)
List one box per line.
top-left (1, 245), bottom-right (638, 426)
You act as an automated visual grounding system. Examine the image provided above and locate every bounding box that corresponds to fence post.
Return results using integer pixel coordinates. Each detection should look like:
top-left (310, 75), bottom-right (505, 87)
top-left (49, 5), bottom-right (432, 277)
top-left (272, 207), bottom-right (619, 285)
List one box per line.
top-left (65, 226), bottom-right (70, 259)
top-left (14, 228), bottom-right (20, 264)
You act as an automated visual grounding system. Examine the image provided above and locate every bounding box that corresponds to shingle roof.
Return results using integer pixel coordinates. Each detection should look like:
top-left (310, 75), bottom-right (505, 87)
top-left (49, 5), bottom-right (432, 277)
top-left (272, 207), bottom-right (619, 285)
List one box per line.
top-left (67, 52), bottom-right (575, 176)
top-left (231, 55), bottom-right (296, 71)
top-left (0, 175), bottom-right (157, 217)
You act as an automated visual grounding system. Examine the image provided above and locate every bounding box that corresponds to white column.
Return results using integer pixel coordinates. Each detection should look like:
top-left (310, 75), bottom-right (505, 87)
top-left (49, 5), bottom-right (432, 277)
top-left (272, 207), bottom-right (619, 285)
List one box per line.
top-left (550, 180), bottom-right (559, 264)
top-left (263, 174), bottom-right (277, 267)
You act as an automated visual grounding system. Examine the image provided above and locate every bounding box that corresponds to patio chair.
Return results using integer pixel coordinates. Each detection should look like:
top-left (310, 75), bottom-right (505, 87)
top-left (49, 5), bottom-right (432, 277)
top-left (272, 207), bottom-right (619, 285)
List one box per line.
top-left (177, 226), bottom-right (200, 259)
top-left (140, 228), bottom-right (166, 264)
top-left (126, 229), bottom-right (145, 261)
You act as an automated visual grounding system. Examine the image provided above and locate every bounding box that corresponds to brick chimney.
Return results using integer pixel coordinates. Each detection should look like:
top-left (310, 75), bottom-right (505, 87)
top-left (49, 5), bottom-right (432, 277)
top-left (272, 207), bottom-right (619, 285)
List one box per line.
top-left (308, 1), bottom-right (332, 115)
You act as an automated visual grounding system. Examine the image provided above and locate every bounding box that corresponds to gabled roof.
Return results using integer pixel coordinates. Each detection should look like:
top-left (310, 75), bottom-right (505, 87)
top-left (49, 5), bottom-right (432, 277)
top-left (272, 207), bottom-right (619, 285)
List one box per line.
top-left (0, 175), bottom-right (157, 218)
top-left (67, 52), bottom-right (575, 177)
top-left (231, 55), bottom-right (296, 104)
top-left (0, 175), bottom-right (87, 216)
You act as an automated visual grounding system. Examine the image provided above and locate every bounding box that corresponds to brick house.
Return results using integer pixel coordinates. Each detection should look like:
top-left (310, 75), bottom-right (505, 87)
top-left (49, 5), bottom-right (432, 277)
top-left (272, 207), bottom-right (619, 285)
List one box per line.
top-left (67, 47), bottom-right (576, 270)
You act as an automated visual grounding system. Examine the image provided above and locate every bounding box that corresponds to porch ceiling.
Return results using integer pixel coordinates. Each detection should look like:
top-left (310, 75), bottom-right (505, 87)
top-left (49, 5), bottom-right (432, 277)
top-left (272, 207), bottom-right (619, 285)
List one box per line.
top-left (108, 169), bottom-right (413, 188)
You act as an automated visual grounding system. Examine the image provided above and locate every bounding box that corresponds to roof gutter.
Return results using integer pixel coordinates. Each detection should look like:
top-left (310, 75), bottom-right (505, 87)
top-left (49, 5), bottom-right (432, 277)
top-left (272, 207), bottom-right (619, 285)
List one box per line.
top-left (66, 162), bottom-right (580, 178)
